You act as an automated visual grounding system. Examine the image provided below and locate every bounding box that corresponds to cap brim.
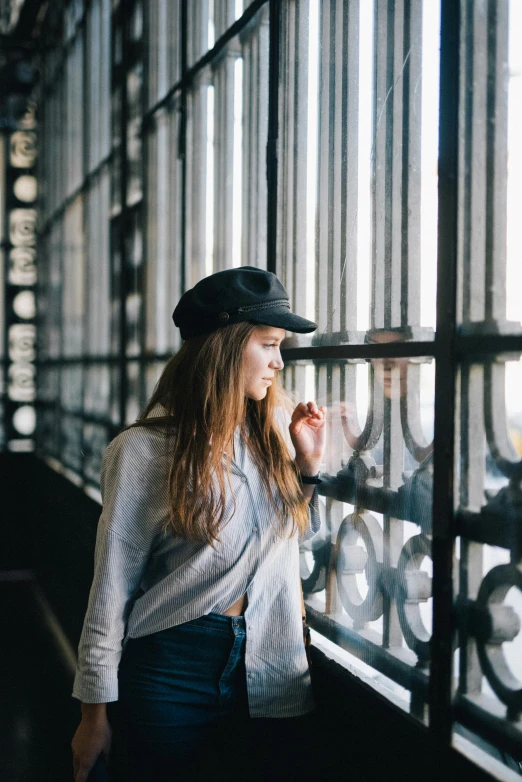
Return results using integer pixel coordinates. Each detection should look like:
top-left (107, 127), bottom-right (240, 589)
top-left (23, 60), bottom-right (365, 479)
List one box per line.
top-left (247, 309), bottom-right (317, 334)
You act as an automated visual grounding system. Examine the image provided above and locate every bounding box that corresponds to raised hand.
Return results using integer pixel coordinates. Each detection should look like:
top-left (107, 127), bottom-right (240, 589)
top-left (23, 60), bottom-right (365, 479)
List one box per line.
top-left (289, 401), bottom-right (327, 476)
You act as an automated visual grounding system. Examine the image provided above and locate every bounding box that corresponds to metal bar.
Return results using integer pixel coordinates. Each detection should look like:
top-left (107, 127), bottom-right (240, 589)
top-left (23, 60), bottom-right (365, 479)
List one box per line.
top-left (117, 1), bottom-right (129, 430)
top-left (266, 0), bottom-right (280, 274)
top-left (429, 0), bottom-right (460, 746)
top-left (485, 0), bottom-right (509, 326)
top-left (343, 0), bottom-right (360, 334)
top-left (306, 604), bottom-right (429, 697)
top-left (282, 341), bottom-right (435, 361)
top-left (139, 0), bottom-right (148, 408)
top-left (180, 0), bottom-right (187, 294)
top-left (454, 694), bottom-right (522, 763)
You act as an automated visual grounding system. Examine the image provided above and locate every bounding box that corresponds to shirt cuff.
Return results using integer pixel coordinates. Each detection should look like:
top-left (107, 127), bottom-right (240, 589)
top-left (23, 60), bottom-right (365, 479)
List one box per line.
top-left (299, 487), bottom-right (321, 543)
top-left (72, 665), bottom-right (119, 703)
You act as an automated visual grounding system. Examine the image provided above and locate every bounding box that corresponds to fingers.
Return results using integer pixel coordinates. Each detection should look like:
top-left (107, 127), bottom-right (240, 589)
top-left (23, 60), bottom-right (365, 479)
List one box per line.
top-left (73, 764), bottom-right (89, 782)
top-left (292, 401), bottom-right (326, 421)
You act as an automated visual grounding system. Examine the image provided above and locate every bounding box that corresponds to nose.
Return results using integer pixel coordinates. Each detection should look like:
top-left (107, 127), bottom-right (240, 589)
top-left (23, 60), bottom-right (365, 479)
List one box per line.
top-left (270, 349), bottom-right (284, 371)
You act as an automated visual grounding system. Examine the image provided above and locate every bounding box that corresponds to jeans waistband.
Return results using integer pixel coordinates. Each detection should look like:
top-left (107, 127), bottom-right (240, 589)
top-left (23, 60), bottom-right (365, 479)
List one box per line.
top-left (205, 612), bottom-right (246, 632)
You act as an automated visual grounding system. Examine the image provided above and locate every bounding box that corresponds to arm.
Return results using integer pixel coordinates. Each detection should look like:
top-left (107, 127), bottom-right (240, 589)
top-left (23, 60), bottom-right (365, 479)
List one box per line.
top-left (72, 704), bottom-right (110, 782)
top-left (71, 432), bottom-right (156, 777)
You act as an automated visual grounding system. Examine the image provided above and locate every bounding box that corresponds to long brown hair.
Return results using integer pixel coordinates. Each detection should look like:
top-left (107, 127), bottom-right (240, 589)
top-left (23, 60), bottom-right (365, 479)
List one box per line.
top-left (135, 322), bottom-right (309, 545)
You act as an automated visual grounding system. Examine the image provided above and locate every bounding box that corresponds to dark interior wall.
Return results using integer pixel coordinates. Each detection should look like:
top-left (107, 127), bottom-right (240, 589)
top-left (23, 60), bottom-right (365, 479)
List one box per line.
top-left (2, 453), bottom-right (500, 782)
top-left (1, 453), bottom-right (37, 571)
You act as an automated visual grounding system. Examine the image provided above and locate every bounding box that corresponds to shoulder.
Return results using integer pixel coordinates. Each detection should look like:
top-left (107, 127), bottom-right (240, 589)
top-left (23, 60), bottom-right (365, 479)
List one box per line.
top-left (102, 407), bottom-right (174, 485)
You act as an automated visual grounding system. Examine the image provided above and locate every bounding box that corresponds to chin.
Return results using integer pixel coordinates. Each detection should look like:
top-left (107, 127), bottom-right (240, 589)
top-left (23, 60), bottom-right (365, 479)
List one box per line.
top-left (246, 388), bottom-right (268, 401)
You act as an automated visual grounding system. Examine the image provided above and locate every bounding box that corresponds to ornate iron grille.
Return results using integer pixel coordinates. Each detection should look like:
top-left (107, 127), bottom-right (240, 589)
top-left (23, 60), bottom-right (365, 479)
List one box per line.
top-left (1, 108), bottom-right (38, 452)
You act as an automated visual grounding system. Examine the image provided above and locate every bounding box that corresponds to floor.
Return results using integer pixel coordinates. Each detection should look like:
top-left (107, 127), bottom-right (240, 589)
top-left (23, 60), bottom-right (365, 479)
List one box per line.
top-left (0, 577), bottom-right (78, 782)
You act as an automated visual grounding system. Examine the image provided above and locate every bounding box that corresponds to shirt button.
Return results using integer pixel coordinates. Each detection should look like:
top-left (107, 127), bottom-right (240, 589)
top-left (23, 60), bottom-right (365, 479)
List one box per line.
top-left (248, 673), bottom-right (253, 679)
top-left (252, 526), bottom-right (258, 533)
top-left (241, 476), bottom-right (247, 483)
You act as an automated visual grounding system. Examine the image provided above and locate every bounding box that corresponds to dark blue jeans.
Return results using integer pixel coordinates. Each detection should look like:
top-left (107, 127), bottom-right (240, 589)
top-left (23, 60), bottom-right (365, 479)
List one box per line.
top-left (107, 612), bottom-right (322, 781)
top-left (110, 612), bottom-right (249, 781)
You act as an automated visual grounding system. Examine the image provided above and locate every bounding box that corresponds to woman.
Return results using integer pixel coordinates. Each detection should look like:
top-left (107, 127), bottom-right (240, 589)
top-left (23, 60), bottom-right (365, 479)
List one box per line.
top-left (71, 266), bottom-right (326, 782)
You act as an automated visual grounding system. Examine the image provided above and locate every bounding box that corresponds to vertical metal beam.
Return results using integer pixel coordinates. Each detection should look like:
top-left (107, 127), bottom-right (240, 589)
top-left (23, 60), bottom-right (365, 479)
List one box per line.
top-left (118, 0), bottom-right (130, 429)
top-left (180, 0), bottom-right (187, 293)
top-left (429, 0), bottom-right (460, 748)
top-left (266, 0), bottom-right (281, 274)
top-left (485, 0), bottom-right (509, 326)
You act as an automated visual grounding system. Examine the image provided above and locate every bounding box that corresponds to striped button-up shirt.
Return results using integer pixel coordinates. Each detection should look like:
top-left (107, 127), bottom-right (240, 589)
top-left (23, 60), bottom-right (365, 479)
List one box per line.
top-left (72, 404), bottom-right (321, 718)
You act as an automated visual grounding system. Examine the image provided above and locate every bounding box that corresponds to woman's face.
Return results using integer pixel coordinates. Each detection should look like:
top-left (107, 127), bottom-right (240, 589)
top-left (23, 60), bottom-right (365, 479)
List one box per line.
top-left (243, 326), bottom-right (285, 400)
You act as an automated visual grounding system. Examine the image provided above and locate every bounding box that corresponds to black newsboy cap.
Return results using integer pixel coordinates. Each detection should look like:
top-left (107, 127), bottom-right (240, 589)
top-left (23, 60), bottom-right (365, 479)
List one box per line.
top-left (173, 266), bottom-right (317, 340)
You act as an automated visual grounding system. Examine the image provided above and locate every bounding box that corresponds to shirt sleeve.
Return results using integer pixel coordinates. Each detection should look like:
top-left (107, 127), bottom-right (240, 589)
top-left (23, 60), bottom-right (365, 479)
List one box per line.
top-left (72, 432), bottom-right (157, 703)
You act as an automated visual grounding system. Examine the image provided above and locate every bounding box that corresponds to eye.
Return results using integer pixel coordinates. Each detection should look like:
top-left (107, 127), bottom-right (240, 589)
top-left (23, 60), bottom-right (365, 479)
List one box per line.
top-left (263, 343), bottom-right (276, 348)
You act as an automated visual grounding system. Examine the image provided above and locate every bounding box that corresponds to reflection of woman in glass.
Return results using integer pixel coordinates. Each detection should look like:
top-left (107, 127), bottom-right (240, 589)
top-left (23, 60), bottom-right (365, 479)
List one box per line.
top-left (71, 267), bottom-right (326, 782)
top-left (366, 326), bottom-right (413, 400)
top-left (367, 327), bottom-right (433, 533)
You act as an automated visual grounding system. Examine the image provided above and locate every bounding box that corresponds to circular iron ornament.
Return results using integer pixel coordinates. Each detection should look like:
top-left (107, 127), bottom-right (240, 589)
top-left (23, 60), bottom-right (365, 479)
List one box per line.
top-left (13, 175), bottom-right (37, 203)
top-left (8, 324), bottom-right (36, 362)
top-left (300, 541), bottom-right (332, 595)
top-left (335, 512), bottom-right (384, 625)
top-left (10, 131), bottom-right (37, 168)
top-left (474, 564), bottom-right (522, 712)
top-left (12, 290), bottom-right (36, 320)
top-left (8, 247), bottom-right (37, 286)
top-left (8, 363), bottom-right (36, 402)
top-left (396, 534), bottom-right (432, 662)
top-left (300, 501), bottom-right (329, 594)
top-left (9, 209), bottom-right (37, 247)
top-left (12, 405), bottom-right (36, 436)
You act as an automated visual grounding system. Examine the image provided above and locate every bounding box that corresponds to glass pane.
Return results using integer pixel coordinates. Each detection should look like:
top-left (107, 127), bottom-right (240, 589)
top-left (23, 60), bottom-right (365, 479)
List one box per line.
top-left (125, 209), bottom-right (143, 357)
top-left (62, 199), bottom-right (84, 357)
top-left (84, 366), bottom-right (111, 418)
top-left (127, 63), bottom-right (143, 206)
top-left (185, 4), bottom-right (268, 283)
top-left (147, 0), bottom-right (181, 108)
top-left (278, 0), bottom-right (439, 346)
top-left (145, 361), bottom-right (166, 400)
top-left (83, 422), bottom-right (110, 487)
top-left (61, 414), bottom-right (83, 475)
top-left (187, 0), bottom-right (211, 67)
top-left (293, 355), bottom-right (434, 723)
top-left (455, 356), bottom-right (522, 762)
top-left (458, 0), bottom-right (522, 336)
top-left (61, 366), bottom-right (83, 413)
top-left (145, 108), bottom-right (182, 353)
top-left (86, 170), bottom-right (111, 355)
top-left (126, 361), bottom-right (141, 425)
